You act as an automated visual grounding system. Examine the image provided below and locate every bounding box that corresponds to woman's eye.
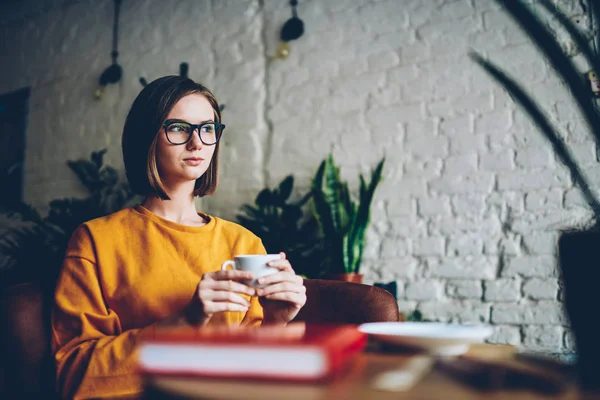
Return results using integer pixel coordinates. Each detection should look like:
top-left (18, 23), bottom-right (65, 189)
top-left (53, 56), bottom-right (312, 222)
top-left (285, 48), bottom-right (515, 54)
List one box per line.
top-left (169, 124), bottom-right (189, 132)
top-left (201, 125), bottom-right (215, 133)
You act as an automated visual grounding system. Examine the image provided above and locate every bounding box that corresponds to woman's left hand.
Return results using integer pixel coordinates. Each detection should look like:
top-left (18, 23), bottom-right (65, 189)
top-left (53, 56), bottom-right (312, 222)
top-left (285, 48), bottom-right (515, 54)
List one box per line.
top-left (256, 252), bottom-right (306, 325)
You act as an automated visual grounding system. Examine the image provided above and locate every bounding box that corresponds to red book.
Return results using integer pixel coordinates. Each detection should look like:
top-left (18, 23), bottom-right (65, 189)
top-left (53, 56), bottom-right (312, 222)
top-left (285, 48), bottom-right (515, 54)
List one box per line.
top-left (137, 323), bottom-right (366, 382)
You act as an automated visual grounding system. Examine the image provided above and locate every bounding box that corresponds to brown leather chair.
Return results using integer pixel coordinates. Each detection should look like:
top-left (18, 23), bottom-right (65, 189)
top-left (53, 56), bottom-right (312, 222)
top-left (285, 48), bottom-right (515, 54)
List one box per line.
top-left (0, 279), bottom-right (400, 397)
top-left (0, 282), bottom-right (56, 398)
top-left (294, 279), bottom-right (400, 324)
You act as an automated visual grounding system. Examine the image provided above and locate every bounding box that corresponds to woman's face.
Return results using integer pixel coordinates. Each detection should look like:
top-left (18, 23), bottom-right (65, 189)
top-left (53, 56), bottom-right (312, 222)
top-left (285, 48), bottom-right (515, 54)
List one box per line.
top-left (155, 93), bottom-right (217, 187)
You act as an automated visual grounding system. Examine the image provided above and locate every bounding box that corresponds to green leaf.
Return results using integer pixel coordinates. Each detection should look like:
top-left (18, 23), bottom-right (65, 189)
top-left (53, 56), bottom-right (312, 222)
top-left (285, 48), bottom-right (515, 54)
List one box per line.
top-left (235, 174), bottom-right (321, 278)
top-left (99, 166), bottom-right (119, 187)
top-left (239, 204), bottom-right (265, 220)
top-left (67, 160), bottom-right (101, 193)
top-left (1, 202), bottom-right (42, 222)
top-left (340, 182), bottom-right (353, 232)
top-left (323, 155), bottom-right (343, 233)
top-left (347, 158), bottom-right (385, 273)
top-left (255, 189), bottom-right (272, 208)
top-left (91, 149), bottom-right (107, 170)
top-left (278, 175), bottom-right (294, 202)
top-left (406, 310), bottom-right (423, 322)
top-left (342, 235), bottom-right (350, 274)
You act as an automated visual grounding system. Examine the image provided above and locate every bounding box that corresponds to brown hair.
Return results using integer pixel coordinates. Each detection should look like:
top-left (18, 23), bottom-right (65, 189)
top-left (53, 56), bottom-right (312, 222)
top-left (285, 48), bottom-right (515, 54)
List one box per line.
top-left (122, 75), bottom-right (222, 199)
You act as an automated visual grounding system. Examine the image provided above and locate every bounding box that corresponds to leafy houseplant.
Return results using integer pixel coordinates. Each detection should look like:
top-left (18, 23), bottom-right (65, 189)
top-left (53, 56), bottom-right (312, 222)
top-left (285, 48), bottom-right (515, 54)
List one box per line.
top-left (0, 149), bottom-right (136, 292)
top-left (311, 154), bottom-right (385, 282)
top-left (236, 175), bottom-right (322, 278)
top-left (470, 0), bottom-right (600, 389)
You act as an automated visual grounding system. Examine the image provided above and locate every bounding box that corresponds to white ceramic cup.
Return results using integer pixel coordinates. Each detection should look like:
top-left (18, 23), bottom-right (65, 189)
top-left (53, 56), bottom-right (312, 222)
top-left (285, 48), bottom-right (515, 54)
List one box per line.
top-left (221, 254), bottom-right (281, 288)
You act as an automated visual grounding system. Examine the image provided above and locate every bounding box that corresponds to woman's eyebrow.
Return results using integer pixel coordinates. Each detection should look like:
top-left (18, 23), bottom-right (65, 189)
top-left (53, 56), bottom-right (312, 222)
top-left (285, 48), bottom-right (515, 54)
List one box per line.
top-left (166, 118), bottom-right (214, 124)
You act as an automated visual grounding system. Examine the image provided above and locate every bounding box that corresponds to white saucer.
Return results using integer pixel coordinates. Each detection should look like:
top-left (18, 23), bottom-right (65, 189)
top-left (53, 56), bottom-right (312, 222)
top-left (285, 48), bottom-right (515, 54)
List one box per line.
top-left (359, 322), bottom-right (494, 356)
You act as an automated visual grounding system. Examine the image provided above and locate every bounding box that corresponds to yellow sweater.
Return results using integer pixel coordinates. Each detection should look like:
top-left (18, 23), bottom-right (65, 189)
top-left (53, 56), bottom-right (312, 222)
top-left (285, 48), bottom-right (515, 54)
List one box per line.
top-left (51, 204), bottom-right (265, 399)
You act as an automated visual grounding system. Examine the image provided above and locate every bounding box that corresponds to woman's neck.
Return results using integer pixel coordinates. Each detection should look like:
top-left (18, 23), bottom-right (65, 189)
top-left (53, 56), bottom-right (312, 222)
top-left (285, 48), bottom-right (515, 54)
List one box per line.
top-left (142, 188), bottom-right (205, 226)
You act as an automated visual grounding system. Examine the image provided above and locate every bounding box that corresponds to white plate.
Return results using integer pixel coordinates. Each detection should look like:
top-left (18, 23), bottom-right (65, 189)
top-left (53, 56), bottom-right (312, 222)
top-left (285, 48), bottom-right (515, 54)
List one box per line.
top-left (359, 322), bottom-right (494, 356)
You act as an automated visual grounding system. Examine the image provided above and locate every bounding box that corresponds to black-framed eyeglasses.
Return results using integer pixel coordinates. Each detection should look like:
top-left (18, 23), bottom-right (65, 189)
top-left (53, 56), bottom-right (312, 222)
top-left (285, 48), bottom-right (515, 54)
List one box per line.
top-left (162, 119), bottom-right (226, 146)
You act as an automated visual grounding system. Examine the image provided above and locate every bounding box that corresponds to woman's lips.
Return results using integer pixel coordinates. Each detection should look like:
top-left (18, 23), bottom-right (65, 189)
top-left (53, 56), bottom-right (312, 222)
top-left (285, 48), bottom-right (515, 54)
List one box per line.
top-left (184, 158), bottom-right (204, 166)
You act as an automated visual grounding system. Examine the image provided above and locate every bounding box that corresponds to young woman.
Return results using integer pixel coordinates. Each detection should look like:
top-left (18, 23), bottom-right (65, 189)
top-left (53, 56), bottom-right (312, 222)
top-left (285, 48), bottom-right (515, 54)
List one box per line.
top-left (51, 76), bottom-right (306, 399)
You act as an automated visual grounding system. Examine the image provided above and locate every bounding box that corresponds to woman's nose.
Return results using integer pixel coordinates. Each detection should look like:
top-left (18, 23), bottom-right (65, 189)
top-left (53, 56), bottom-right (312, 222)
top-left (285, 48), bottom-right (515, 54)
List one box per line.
top-left (187, 128), bottom-right (203, 149)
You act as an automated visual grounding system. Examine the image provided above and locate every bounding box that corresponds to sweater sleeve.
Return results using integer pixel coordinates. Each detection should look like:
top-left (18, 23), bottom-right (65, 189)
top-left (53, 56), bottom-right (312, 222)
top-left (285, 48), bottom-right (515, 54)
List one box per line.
top-left (51, 226), bottom-right (155, 399)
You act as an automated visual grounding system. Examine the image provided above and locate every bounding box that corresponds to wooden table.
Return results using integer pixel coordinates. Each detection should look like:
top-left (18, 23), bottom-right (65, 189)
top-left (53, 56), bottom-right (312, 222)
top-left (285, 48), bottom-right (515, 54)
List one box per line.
top-left (143, 344), bottom-right (581, 399)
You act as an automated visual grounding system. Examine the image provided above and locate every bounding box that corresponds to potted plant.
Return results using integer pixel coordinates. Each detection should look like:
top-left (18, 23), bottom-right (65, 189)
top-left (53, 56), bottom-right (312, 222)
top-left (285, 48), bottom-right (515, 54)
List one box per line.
top-left (311, 154), bottom-right (385, 283)
top-left (0, 149), bottom-right (136, 291)
top-left (471, 0), bottom-right (600, 390)
top-left (236, 175), bottom-right (322, 278)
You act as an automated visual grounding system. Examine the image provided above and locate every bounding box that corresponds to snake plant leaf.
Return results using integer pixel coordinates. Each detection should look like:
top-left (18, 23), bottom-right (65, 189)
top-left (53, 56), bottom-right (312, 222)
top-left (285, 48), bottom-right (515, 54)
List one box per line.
top-left (347, 159), bottom-right (385, 273)
top-left (312, 160), bottom-right (335, 238)
top-left (323, 154), bottom-right (345, 234)
top-left (342, 235), bottom-right (351, 274)
top-left (340, 181), bottom-right (353, 232)
top-left (312, 191), bottom-right (338, 271)
top-left (312, 154), bottom-right (385, 275)
top-left (471, 52), bottom-right (600, 216)
top-left (359, 174), bottom-right (367, 199)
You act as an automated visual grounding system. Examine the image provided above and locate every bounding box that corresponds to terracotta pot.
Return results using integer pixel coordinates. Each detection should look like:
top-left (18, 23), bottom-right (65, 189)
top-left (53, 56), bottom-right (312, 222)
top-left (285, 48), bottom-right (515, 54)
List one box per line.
top-left (327, 273), bottom-right (363, 284)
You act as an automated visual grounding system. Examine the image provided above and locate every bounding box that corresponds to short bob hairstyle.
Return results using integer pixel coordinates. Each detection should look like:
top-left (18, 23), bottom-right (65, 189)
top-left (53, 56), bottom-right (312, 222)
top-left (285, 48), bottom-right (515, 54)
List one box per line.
top-left (122, 75), bottom-right (222, 199)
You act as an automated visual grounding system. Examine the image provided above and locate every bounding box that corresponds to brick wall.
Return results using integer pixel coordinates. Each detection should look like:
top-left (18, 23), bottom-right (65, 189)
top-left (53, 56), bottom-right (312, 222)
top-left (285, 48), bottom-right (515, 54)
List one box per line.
top-left (0, 0), bottom-right (596, 355)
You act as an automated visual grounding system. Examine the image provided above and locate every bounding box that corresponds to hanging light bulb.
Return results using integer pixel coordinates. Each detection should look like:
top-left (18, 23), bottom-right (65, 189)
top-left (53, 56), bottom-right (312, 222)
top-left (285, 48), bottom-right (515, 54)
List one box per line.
top-left (94, 86), bottom-right (105, 99)
top-left (275, 42), bottom-right (291, 59)
top-left (274, 0), bottom-right (304, 60)
top-left (94, 0), bottom-right (123, 99)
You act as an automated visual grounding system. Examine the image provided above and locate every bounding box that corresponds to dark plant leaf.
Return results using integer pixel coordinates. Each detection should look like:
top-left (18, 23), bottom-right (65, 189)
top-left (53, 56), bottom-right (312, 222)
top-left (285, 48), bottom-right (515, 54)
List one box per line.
top-left (237, 175), bottom-right (320, 278)
top-left (91, 148), bottom-right (107, 170)
top-left (471, 53), bottom-right (600, 216)
top-left (278, 175), bottom-right (294, 201)
top-left (494, 0), bottom-right (600, 149)
top-left (255, 189), bottom-right (272, 208)
top-left (1, 148), bottom-right (134, 288)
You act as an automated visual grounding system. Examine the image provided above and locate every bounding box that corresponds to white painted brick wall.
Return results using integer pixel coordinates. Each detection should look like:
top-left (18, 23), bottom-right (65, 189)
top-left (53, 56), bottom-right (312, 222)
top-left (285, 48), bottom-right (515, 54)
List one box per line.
top-left (484, 278), bottom-right (522, 302)
top-left (1, 0), bottom-right (595, 355)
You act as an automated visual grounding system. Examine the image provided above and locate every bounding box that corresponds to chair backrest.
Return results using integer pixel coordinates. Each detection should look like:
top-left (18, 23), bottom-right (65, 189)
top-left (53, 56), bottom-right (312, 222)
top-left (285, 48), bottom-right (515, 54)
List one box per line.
top-left (0, 282), bottom-right (56, 397)
top-left (293, 279), bottom-right (400, 324)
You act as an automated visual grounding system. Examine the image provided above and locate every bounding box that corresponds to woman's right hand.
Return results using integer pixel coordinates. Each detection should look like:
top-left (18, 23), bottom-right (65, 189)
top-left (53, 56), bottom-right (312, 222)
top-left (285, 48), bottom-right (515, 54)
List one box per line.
top-left (182, 269), bottom-right (257, 326)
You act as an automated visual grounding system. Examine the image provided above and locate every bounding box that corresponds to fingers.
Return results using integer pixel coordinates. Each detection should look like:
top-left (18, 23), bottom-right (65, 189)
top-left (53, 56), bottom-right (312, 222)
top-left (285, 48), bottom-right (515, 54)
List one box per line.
top-left (200, 278), bottom-right (256, 297)
top-left (205, 269), bottom-right (255, 282)
top-left (267, 255), bottom-right (294, 272)
top-left (198, 286), bottom-right (254, 314)
top-left (204, 290), bottom-right (252, 307)
top-left (257, 270), bottom-right (303, 287)
top-left (261, 291), bottom-right (306, 307)
top-left (256, 278), bottom-right (307, 309)
top-left (257, 281), bottom-right (305, 297)
top-left (193, 270), bottom-right (258, 318)
top-left (202, 301), bottom-right (250, 314)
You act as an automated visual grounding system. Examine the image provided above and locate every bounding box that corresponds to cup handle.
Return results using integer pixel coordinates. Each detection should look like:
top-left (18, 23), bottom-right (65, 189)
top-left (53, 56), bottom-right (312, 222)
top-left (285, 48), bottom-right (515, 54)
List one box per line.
top-left (221, 260), bottom-right (235, 270)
